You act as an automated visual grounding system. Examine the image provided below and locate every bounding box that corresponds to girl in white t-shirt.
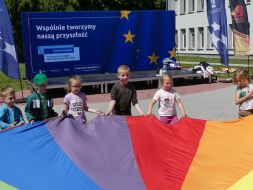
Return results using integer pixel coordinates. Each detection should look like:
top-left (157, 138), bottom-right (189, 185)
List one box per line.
top-left (147, 74), bottom-right (186, 124)
top-left (233, 68), bottom-right (253, 118)
top-left (62, 75), bottom-right (103, 123)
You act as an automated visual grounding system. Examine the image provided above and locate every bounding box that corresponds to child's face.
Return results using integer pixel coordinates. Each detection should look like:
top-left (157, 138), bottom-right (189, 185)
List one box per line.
top-left (71, 80), bottom-right (81, 94)
top-left (162, 78), bottom-right (173, 91)
top-left (4, 93), bottom-right (15, 108)
top-left (236, 78), bottom-right (248, 87)
top-left (118, 69), bottom-right (130, 86)
top-left (38, 81), bottom-right (48, 94)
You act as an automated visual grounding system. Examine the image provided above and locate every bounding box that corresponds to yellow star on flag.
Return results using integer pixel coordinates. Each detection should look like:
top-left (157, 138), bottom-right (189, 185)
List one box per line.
top-left (123, 30), bottom-right (135, 43)
top-left (148, 52), bottom-right (160, 64)
top-left (169, 48), bottom-right (176, 58)
top-left (120, 10), bottom-right (131, 19)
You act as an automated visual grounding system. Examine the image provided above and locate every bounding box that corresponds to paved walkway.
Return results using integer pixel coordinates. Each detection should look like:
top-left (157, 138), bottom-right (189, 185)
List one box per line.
top-left (83, 83), bottom-right (237, 122)
top-left (18, 82), bottom-right (238, 123)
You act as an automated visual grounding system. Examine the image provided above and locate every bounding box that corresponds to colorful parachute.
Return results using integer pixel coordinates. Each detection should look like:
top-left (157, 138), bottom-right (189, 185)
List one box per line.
top-left (0, 115), bottom-right (253, 190)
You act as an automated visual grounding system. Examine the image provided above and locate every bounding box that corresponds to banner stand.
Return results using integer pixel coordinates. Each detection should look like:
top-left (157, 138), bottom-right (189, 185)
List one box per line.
top-left (248, 55), bottom-right (250, 72)
top-left (19, 78), bottom-right (24, 100)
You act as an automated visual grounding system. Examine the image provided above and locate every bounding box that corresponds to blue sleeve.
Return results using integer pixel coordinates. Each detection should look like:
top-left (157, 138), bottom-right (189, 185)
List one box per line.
top-left (16, 106), bottom-right (25, 123)
top-left (25, 93), bottom-right (36, 122)
top-left (19, 111), bottom-right (25, 123)
top-left (0, 106), bottom-right (10, 130)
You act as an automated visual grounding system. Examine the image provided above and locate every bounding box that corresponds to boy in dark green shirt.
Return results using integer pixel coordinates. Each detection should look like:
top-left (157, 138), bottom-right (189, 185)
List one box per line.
top-left (106, 65), bottom-right (145, 116)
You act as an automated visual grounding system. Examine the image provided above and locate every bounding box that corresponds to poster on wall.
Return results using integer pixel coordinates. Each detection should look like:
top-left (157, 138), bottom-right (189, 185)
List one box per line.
top-left (22, 11), bottom-right (175, 79)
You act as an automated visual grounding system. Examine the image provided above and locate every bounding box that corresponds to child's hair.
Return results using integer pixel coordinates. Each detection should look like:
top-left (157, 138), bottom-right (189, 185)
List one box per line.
top-left (233, 68), bottom-right (252, 84)
top-left (117, 65), bottom-right (130, 73)
top-left (160, 73), bottom-right (173, 85)
top-left (0, 86), bottom-right (15, 97)
top-left (66, 75), bottom-right (81, 93)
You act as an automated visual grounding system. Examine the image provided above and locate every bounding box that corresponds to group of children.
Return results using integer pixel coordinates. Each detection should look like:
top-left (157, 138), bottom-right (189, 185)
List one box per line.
top-left (0, 65), bottom-right (253, 131)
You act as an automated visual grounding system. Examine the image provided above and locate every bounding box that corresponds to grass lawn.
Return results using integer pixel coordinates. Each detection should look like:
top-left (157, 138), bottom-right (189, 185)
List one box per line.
top-left (0, 64), bottom-right (27, 92)
top-left (178, 55), bottom-right (253, 79)
top-left (0, 180), bottom-right (17, 190)
top-left (177, 55), bottom-right (253, 64)
top-left (0, 56), bottom-right (252, 91)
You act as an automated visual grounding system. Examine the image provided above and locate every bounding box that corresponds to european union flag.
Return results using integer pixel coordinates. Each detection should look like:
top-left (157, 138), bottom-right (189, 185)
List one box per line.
top-left (206, 0), bottom-right (229, 66)
top-left (0, 0), bottom-right (20, 79)
top-left (103, 10), bottom-right (176, 72)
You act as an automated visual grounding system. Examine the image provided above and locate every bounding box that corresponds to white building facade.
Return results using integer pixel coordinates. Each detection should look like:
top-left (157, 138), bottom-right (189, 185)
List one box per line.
top-left (167, 0), bottom-right (253, 56)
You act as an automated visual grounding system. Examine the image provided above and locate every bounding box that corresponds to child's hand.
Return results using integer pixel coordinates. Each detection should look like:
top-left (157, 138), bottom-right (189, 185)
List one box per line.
top-left (30, 120), bottom-right (35, 124)
top-left (16, 121), bottom-right (25, 126)
top-left (96, 109), bottom-right (105, 115)
top-left (138, 111), bottom-right (146, 116)
top-left (10, 122), bottom-right (17, 128)
top-left (106, 111), bottom-right (112, 116)
top-left (181, 113), bottom-right (187, 118)
top-left (61, 110), bottom-right (67, 117)
top-left (146, 110), bottom-right (152, 115)
top-left (247, 91), bottom-right (253, 99)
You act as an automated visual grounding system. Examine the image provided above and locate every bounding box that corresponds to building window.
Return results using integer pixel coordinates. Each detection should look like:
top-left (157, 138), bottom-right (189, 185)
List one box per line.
top-left (167, 0), bottom-right (174, 10)
top-left (175, 30), bottom-right (178, 48)
top-left (197, 27), bottom-right (204, 49)
top-left (174, 1), bottom-right (178, 15)
top-left (197, 0), bottom-right (204, 11)
top-left (207, 26), bottom-right (214, 49)
top-left (180, 29), bottom-right (186, 49)
top-left (180, 0), bottom-right (186, 14)
top-left (189, 28), bottom-right (195, 49)
top-left (189, 0), bottom-right (195, 13)
top-left (167, 0), bottom-right (178, 14)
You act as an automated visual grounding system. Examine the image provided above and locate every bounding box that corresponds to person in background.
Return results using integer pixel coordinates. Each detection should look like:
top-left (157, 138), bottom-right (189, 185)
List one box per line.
top-left (0, 86), bottom-right (25, 130)
top-left (233, 68), bottom-right (253, 118)
top-left (25, 73), bottom-right (58, 123)
top-left (62, 75), bottom-right (103, 123)
top-left (106, 65), bottom-right (145, 116)
top-left (147, 73), bottom-right (186, 124)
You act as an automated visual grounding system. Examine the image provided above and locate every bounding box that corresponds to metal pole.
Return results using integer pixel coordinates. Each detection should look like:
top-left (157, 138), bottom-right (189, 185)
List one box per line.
top-left (176, 48), bottom-right (181, 66)
top-left (13, 0), bottom-right (24, 99)
top-left (248, 55), bottom-right (250, 72)
top-left (227, 63), bottom-right (230, 78)
top-left (19, 76), bottom-right (24, 99)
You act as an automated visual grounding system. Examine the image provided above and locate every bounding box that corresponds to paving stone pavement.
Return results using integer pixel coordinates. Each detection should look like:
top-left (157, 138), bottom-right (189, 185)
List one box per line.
top-left (179, 85), bottom-right (237, 121)
top-left (18, 84), bottom-right (238, 123)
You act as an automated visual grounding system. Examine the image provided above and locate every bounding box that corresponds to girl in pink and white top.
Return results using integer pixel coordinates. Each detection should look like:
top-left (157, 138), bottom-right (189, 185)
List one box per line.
top-left (147, 74), bottom-right (186, 124)
top-left (233, 68), bottom-right (253, 118)
top-left (62, 75), bottom-right (103, 123)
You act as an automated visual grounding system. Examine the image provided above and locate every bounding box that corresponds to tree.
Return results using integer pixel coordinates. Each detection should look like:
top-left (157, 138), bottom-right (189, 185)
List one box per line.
top-left (77, 0), bottom-right (165, 11)
top-left (5, 0), bottom-right (80, 61)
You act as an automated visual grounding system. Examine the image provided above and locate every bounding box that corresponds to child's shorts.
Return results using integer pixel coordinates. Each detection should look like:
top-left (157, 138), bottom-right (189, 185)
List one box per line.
top-left (160, 115), bottom-right (178, 124)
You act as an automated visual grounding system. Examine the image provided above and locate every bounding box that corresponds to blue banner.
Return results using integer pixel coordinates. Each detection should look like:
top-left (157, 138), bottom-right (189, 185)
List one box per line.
top-left (206, 0), bottom-right (229, 66)
top-left (21, 11), bottom-right (175, 79)
top-left (0, 0), bottom-right (20, 79)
